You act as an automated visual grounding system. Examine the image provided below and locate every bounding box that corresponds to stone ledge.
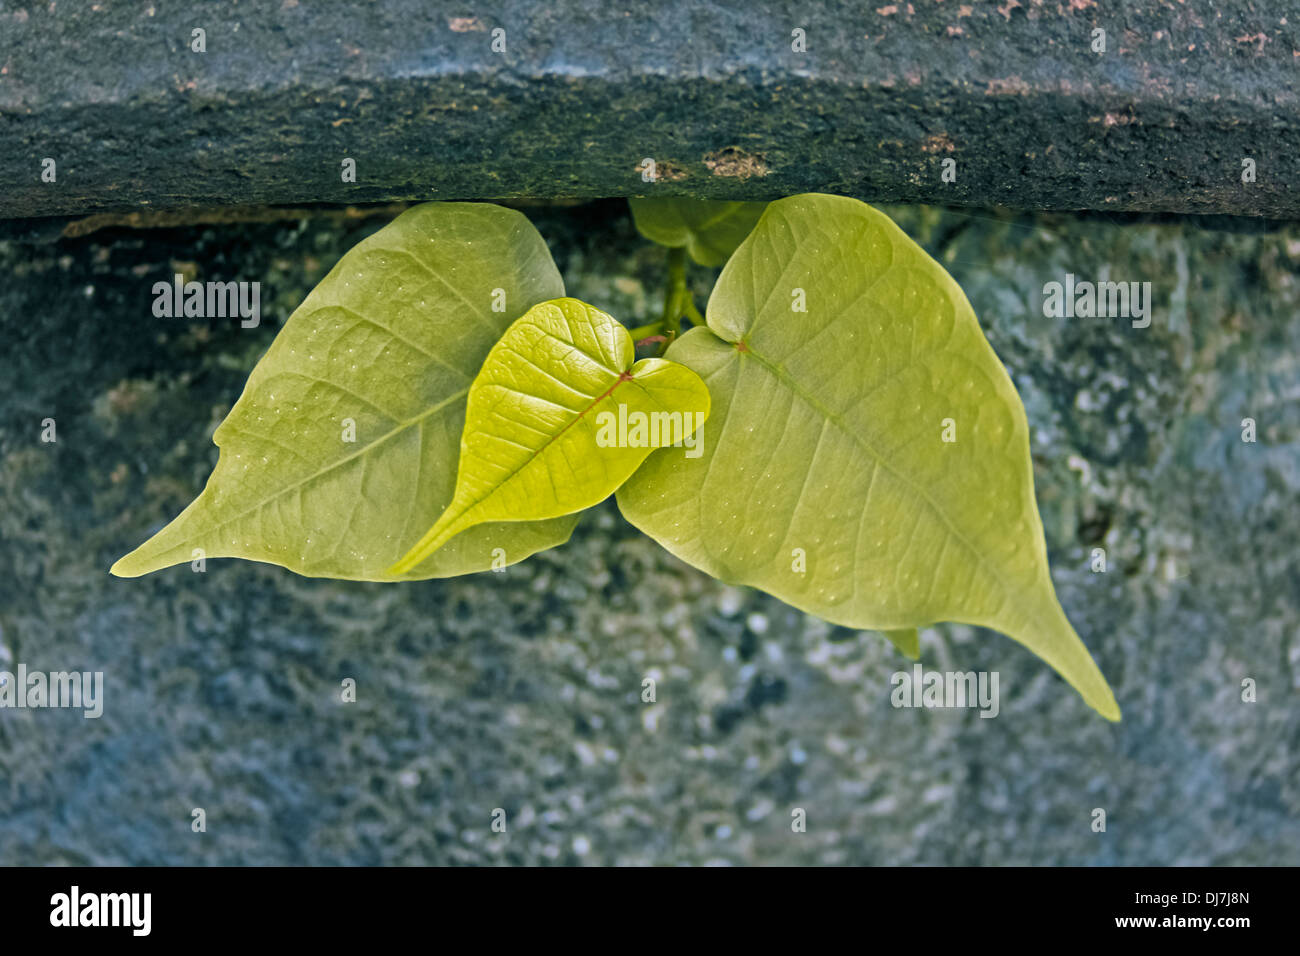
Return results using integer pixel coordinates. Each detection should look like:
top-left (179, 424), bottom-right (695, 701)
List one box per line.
top-left (2, 0), bottom-right (1298, 219)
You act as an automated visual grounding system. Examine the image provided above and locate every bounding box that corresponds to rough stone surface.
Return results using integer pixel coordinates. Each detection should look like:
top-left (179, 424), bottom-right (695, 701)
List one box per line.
top-left (0, 200), bottom-right (1296, 864)
top-left (4, 1), bottom-right (1300, 219)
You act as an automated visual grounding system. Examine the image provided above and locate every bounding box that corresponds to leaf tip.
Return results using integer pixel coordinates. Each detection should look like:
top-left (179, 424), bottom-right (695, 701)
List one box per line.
top-left (108, 553), bottom-right (144, 578)
top-left (883, 628), bottom-right (920, 660)
top-left (385, 543), bottom-right (424, 577)
top-left (384, 556), bottom-right (415, 578)
top-left (389, 512), bottom-right (465, 577)
top-left (1096, 690), bottom-right (1122, 723)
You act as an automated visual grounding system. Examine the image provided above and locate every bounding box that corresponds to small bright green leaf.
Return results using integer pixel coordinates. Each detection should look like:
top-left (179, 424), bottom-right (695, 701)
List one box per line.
top-left (390, 298), bottom-right (710, 575)
top-left (617, 194), bottom-right (1120, 721)
top-left (629, 198), bottom-right (767, 267)
top-left (884, 628), bottom-right (920, 660)
top-left (112, 202), bottom-right (578, 581)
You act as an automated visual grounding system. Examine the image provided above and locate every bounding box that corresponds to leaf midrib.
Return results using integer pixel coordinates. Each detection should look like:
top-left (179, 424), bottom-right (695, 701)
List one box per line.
top-left (129, 385), bottom-right (471, 562)
top-left (439, 370), bottom-right (635, 531)
top-left (733, 338), bottom-right (1020, 619)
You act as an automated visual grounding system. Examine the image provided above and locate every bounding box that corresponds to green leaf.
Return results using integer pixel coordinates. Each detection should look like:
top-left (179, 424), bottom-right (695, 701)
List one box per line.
top-left (883, 629), bottom-right (920, 660)
top-left (629, 198), bottom-right (767, 267)
top-left (111, 202), bottom-right (578, 581)
top-left (617, 194), bottom-right (1120, 721)
top-left (390, 298), bottom-right (710, 575)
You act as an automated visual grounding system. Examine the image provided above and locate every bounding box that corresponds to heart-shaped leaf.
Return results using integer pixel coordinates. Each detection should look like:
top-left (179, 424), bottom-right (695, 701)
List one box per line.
top-left (111, 202), bottom-right (578, 581)
top-left (390, 298), bottom-right (710, 575)
top-left (617, 194), bottom-right (1120, 720)
top-left (629, 198), bottom-right (767, 267)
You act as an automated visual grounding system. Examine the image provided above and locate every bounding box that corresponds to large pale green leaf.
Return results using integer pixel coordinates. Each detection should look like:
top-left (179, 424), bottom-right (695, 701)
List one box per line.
top-left (390, 298), bottom-right (710, 575)
top-left (629, 198), bottom-right (767, 267)
top-left (617, 194), bottom-right (1120, 720)
top-left (112, 202), bottom-right (578, 581)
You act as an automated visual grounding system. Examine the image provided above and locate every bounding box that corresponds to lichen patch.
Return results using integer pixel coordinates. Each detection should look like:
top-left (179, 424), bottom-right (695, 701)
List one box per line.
top-left (703, 147), bottom-right (771, 179)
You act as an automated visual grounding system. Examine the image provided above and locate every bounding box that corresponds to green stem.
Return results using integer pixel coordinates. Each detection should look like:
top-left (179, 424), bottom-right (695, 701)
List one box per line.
top-left (628, 246), bottom-right (703, 353)
top-left (628, 320), bottom-right (666, 340)
top-left (683, 296), bottom-right (705, 326)
top-left (662, 246), bottom-right (687, 340)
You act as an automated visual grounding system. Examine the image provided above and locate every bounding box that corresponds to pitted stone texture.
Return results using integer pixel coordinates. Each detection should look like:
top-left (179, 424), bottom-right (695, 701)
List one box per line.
top-left (0, 201), bottom-right (1296, 864)
top-left (4, 2), bottom-right (1300, 218)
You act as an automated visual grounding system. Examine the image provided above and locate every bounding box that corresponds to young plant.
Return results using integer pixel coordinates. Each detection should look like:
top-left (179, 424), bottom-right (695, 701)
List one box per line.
top-left (112, 195), bottom-right (1120, 721)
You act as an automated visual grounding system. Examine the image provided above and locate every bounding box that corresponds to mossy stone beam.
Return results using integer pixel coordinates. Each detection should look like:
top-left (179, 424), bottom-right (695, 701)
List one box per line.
top-left (2, 0), bottom-right (1298, 219)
